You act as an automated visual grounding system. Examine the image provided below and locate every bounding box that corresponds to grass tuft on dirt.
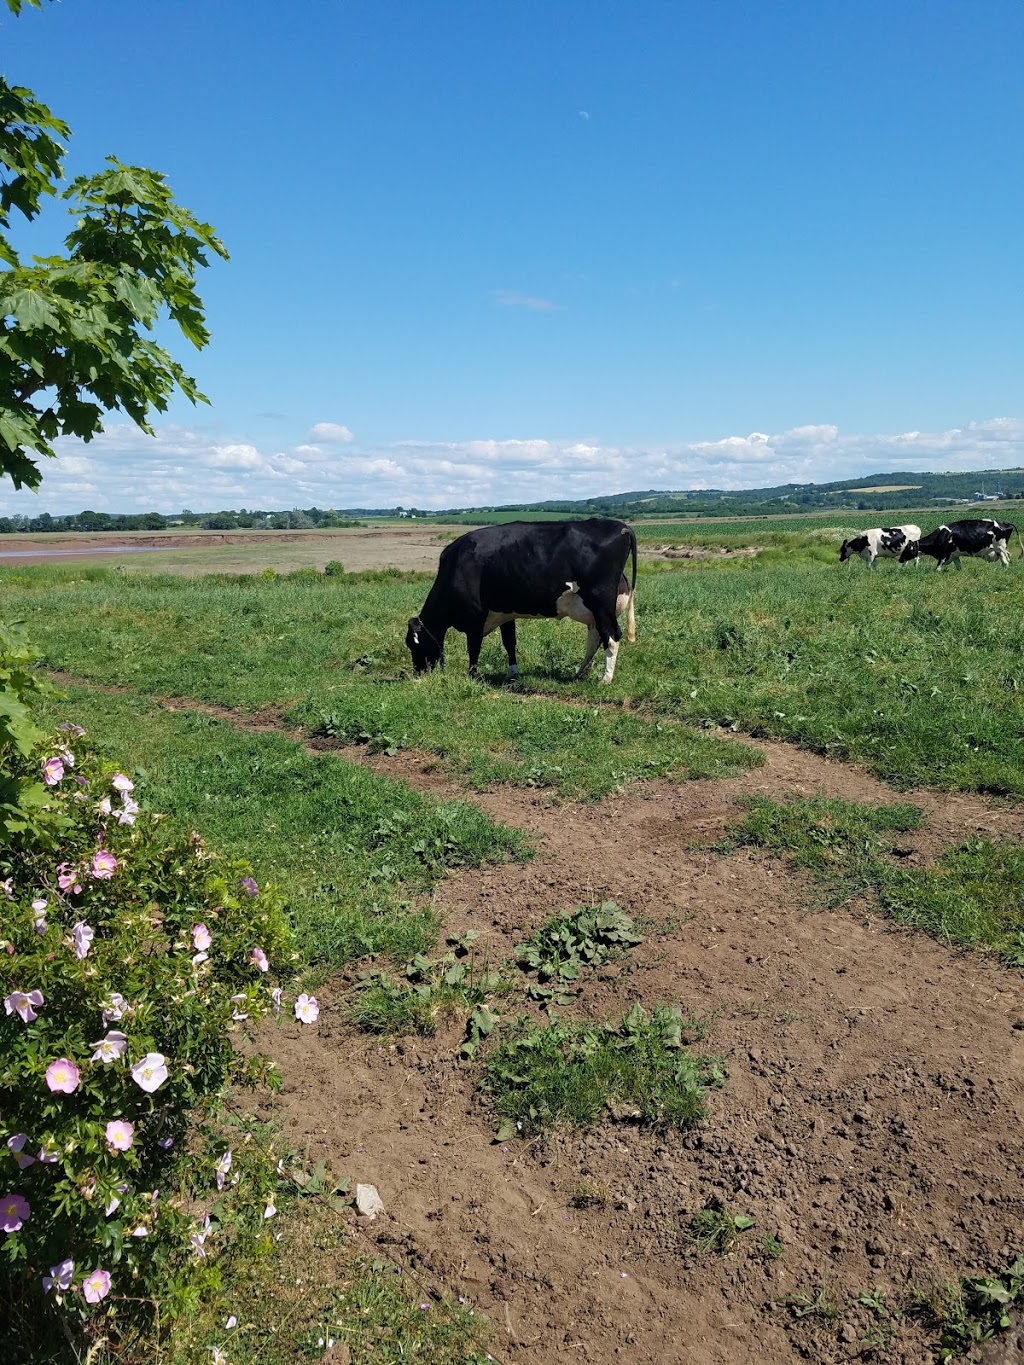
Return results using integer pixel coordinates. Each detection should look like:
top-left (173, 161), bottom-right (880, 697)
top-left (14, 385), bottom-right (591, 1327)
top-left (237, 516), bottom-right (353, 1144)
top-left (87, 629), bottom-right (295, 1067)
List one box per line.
top-left (484, 1003), bottom-right (725, 1138)
top-left (727, 795), bottom-right (1024, 958)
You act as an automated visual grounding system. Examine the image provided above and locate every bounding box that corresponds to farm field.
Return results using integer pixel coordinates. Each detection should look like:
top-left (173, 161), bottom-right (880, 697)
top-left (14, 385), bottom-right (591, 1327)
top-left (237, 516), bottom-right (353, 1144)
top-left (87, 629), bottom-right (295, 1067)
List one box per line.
top-left (5, 537), bottom-right (1024, 1363)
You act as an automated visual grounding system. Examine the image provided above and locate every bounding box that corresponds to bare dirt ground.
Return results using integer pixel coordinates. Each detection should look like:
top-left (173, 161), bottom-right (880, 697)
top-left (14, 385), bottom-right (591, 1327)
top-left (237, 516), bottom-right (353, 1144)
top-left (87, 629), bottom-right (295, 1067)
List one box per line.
top-left (0, 526), bottom-right (462, 574)
top-left (242, 729), bottom-right (1024, 1364)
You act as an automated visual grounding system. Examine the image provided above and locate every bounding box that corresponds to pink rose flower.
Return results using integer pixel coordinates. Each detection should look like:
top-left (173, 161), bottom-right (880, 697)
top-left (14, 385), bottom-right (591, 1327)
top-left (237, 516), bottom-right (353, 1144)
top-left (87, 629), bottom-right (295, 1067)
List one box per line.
top-left (240, 876), bottom-right (259, 896)
top-left (191, 924), bottom-right (212, 952)
top-left (4, 989), bottom-right (43, 1023)
top-left (105, 1120), bottom-right (134, 1153)
top-left (294, 993), bottom-right (320, 1024)
top-left (45, 1058), bottom-right (80, 1094)
top-left (57, 864), bottom-right (83, 895)
top-left (250, 946), bottom-right (269, 973)
top-left (1, 1193), bottom-right (29, 1232)
top-left (90, 1031), bottom-right (128, 1064)
top-left (214, 1150), bottom-right (232, 1191)
top-left (130, 1053), bottom-right (168, 1093)
top-left (42, 1257), bottom-right (74, 1293)
top-left (42, 757), bottom-right (65, 786)
top-left (72, 922), bottom-right (95, 959)
top-left (117, 797), bottom-right (139, 825)
top-left (111, 774), bottom-right (134, 793)
top-left (82, 1268), bottom-right (111, 1303)
top-left (101, 993), bottom-right (127, 1023)
top-left (91, 850), bottom-right (118, 880)
top-left (7, 1135), bottom-right (36, 1170)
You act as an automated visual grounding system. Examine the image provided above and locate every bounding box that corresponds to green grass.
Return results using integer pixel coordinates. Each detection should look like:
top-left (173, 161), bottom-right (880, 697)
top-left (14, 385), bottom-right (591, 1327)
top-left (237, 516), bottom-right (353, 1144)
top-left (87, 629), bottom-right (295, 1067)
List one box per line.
top-left (7, 550), bottom-right (1024, 797)
top-left (484, 1004), bottom-right (724, 1137)
top-left (724, 795), bottom-right (925, 902)
top-left (36, 682), bottom-right (527, 969)
top-left (728, 796), bottom-right (1024, 958)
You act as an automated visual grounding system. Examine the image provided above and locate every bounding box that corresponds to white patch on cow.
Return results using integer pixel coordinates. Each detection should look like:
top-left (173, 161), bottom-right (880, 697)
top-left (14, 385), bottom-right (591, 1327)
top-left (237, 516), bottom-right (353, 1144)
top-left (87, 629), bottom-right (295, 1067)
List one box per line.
top-left (555, 585), bottom-right (596, 626)
top-left (601, 637), bottom-right (620, 684)
top-left (482, 610), bottom-right (525, 635)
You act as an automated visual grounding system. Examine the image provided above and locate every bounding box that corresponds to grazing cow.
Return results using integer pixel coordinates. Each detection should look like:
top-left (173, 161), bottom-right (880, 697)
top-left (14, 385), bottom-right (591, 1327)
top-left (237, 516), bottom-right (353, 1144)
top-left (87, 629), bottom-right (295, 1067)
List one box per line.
top-left (898, 518), bottom-right (1024, 570)
top-left (839, 525), bottom-right (922, 569)
top-left (841, 521), bottom-right (928, 565)
top-left (406, 519), bottom-right (637, 683)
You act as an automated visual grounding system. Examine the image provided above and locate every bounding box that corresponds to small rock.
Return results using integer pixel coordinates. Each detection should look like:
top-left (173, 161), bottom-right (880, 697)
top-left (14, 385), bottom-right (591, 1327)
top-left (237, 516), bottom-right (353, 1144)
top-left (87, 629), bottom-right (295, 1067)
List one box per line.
top-left (840, 1322), bottom-right (858, 1344)
top-left (355, 1183), bottom-right (385, 1220)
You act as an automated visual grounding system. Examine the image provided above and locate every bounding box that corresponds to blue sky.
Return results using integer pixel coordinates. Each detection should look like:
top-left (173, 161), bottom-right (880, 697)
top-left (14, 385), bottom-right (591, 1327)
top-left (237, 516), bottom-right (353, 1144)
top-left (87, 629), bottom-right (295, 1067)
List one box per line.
top-left (2, 0), bottom-right (1023, 513)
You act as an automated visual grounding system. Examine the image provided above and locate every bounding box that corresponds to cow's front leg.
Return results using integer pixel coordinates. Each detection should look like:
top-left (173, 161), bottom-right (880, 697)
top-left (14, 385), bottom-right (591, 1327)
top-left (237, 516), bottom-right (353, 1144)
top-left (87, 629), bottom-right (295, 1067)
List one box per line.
top-left (575, 626), bottom-right (601, 679)
top-left (500, 621), bottom-right (518, 679)
top-left (465, 624), bottom-right (484, 676)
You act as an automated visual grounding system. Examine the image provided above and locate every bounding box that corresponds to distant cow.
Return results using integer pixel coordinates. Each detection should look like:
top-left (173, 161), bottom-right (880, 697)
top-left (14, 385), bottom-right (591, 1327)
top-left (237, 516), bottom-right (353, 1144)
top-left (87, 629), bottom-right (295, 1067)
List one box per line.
top-left (839, 525), bottom-right (922, 569)
top-left (899, 518), bottom-right (1023, 570)
top-left (405, 519), bottom-right (637, 683)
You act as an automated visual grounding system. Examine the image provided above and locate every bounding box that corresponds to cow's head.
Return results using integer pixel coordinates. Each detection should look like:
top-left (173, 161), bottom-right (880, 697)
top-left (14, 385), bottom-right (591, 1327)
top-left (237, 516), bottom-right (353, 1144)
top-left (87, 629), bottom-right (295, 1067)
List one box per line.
top-left (839, 539), bottom-right (855, 563)
top-left (899, 540), bottom-right (920, 564)
top-left (406, 616), bottom-right (442, 673)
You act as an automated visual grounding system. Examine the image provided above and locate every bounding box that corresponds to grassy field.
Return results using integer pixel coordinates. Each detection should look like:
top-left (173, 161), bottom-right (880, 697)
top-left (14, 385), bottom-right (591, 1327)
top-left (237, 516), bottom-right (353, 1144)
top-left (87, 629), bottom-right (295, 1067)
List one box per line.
top-left (35, 683), bottom-right (527, 970)
top-left (6, 544), bottom-right (1024, 794)
top-left (6, 540), bottom-right (1024, 1363)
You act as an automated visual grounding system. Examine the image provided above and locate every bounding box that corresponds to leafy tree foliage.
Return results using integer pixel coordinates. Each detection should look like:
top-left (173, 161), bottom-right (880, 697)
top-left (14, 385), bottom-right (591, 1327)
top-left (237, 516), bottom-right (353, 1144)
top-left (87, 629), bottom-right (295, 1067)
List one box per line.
top-left (1, 0), bottom-right (227, 490)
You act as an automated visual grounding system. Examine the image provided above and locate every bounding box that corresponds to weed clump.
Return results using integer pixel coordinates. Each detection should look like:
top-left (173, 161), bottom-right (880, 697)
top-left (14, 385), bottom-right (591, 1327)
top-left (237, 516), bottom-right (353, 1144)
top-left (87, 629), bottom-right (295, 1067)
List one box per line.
top-left (515, 901), bottom-right (643, 1006)
top-left (484, 1003), bottom-right (724, 1139)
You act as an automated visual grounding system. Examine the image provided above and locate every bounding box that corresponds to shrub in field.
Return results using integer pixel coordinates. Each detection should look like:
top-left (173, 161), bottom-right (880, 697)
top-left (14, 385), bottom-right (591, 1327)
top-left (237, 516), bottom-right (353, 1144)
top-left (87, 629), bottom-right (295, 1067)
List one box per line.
top-left (0, 702), bottom-right (298, 1340)
top-left (323, 560), bottom-right (345, 576)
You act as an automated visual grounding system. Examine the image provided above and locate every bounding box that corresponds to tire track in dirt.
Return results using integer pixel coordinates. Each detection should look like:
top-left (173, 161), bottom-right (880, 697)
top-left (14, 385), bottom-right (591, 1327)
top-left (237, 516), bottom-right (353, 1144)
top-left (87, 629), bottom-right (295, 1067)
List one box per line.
top-left (48, 672), bottom-right (1024, 1361)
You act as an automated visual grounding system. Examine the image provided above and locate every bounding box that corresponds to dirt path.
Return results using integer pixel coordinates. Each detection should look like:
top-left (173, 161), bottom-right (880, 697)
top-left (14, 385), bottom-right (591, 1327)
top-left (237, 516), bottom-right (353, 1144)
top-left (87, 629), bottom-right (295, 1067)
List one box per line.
top-left (45, 673), bottom-right (1024, 1358)
top-left (248, 731), bottom-right (1024, 1363)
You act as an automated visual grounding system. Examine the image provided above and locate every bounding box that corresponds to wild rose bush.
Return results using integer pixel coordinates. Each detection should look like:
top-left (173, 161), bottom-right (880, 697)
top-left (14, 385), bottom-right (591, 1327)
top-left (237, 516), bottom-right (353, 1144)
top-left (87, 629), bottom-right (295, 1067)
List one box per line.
top-left (0, 721), bottom-right (299, 1327)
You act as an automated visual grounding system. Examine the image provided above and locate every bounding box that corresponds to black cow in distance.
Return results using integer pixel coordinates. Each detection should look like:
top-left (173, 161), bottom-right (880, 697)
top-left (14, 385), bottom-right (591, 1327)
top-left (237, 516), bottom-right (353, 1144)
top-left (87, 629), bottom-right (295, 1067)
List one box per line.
top-left (406, 519), bottom-right (637, 683)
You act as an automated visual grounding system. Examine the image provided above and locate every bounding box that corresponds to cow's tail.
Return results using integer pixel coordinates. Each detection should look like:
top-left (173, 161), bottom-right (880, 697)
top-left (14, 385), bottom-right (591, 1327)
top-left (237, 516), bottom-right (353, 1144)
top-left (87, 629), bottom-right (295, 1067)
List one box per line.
top-left (624, 525), bottom-right (637, 643)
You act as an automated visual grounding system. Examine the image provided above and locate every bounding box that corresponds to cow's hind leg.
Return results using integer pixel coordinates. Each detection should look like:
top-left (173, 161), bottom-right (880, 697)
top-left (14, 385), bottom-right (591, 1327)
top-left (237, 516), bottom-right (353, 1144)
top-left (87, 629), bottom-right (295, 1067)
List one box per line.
top-left (500, 621), bottom-right (519, 679)
top-left (575, 626), bottom-right (601, 679)
top-left (582, 597), bottom-right (623, 684)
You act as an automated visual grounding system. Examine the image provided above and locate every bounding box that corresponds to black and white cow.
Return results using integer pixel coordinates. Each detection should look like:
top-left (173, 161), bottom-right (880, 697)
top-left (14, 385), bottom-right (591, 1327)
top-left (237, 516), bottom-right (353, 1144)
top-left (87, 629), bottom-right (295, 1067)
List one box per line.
top-left (406, 519), bottom-right (637, 683)
top-left (899, 518), bottom-right (1023, 570)
top-left (839, 525), bottom-right (922, 569)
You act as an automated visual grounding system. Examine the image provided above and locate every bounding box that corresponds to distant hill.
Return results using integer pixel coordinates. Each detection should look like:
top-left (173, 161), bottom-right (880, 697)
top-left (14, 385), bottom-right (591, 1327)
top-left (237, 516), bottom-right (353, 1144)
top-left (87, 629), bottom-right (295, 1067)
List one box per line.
top-left (2, 467), bottom-right (1023, 535)
top-left (426, 466), bottom-right (1024, 523)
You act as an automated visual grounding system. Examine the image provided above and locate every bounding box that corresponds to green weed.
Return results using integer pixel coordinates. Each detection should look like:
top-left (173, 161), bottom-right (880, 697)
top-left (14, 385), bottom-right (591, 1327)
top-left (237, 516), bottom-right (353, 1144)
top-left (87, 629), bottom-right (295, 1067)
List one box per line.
top-left (912, 1256), bottom-right (1024, 1361)
top-left (515, 900), bottom-right (643, 1005)
top-left (685, 1199), bottom-right (755, 1254)
top-left (484, 1003), bottom-right (725, 1139)
top-left (352, 932), bottom-right (508, 1056)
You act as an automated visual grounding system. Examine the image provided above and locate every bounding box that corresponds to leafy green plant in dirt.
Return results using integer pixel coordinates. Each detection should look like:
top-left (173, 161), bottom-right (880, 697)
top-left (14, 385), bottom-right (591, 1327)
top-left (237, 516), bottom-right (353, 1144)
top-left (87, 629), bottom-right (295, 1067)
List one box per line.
top-left (515, 900), bottom-right (643, 1006)
top-left (484, 1003), bottom-right (724, 1140)
top-left (912, 1255), bottom-right (1024, 1361)
top-left (684, 1199), bottom-right (755, 1254)
top-left (352, 930), bottom-right (508, 1058)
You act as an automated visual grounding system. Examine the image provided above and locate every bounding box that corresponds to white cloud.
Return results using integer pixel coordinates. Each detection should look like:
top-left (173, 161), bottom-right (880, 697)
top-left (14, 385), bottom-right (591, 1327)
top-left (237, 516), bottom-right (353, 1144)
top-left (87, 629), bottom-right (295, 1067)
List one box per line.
top-left (308, 422), bottom-right (354, 443)
top-left (1, 417), bottom-right (1021, 516)
top-left (494, 290), bottom-right (559, 312)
